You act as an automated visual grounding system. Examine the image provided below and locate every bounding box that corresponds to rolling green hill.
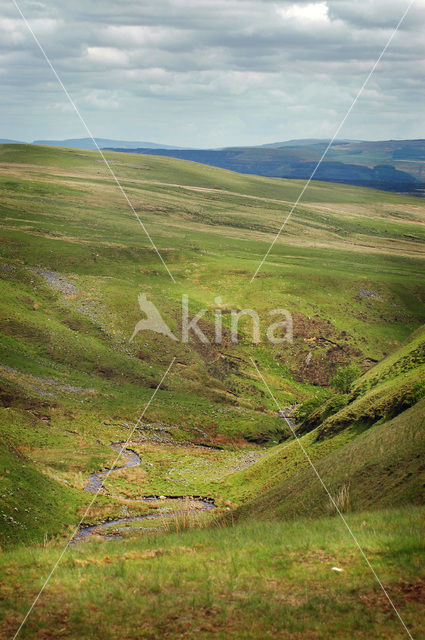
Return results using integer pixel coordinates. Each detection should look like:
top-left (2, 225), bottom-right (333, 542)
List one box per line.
top-left (0, 144), bottom-right (424, 639)
top-left (0, 142), bottom-right (424, 541)
top-left (227, 327), bottom-right (425, 519)
top-left (109, 138), bottom-right (425, 193)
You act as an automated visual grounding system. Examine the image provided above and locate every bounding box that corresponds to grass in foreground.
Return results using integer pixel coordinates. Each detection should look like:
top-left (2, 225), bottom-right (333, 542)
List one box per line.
top-left (1, 505), bottom-right (424, 639)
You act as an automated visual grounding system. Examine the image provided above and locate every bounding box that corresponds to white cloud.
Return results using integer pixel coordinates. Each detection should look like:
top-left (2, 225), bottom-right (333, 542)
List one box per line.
top-left (80, 90), bottom-right (121, 110)
top-left (278, 2), bottom-right (329, 24)
top-left (86, 47), bottom-right (129, 67)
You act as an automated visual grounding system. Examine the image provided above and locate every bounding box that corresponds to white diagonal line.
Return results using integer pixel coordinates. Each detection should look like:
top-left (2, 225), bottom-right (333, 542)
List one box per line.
top-left (250, 0), bottom-right (416, 283)
top-left (12, 357), bottom-right (176, 640)
top-left (11, 0), bottom-right (176, 284)
top-left (249, 357), bottom-right (414, 640)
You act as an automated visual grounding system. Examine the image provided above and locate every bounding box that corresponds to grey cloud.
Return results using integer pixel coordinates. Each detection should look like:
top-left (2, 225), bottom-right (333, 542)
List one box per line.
top-left (328, 0), bottom-right (425, 31)
top-left (0, 0), bottom-right (423, 146)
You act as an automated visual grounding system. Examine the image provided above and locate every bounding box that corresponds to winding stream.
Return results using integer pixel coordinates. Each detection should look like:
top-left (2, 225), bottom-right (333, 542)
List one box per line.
top-left (83, 443), bottom-right (142, 493)
top-left (74, 442), bottom-right (215, 543)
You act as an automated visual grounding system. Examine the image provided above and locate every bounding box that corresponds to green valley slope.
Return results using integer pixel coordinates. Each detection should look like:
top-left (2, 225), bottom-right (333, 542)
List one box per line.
top-left (228, 324), bottom-right (425, 519)
top-left (0, 143), bottom-right (424, 549)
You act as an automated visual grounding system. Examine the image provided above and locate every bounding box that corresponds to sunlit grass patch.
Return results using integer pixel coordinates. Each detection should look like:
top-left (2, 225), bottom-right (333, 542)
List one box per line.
top-left (1, 505), bottom-right (424, 639)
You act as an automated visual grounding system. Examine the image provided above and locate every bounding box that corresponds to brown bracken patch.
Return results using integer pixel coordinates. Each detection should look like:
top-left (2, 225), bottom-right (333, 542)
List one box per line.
top-left (359, 578), bottom-right (425, 611)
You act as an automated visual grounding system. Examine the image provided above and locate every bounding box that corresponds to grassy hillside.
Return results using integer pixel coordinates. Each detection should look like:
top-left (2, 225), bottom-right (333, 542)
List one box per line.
top-left (108, 138), bottom-right (425, 193)
top-left (1, 505), bottom-right (424, 639)
top-left (229, 397), bottom-right (425, 520)
top-left (0, 144), bottom-right (424, 639)
top-left (307, 324), bottom-right (425, 438)
top-left (0, 143), bottom-right (425, 547)
top-left (226, 324), bottom-right (425, 519)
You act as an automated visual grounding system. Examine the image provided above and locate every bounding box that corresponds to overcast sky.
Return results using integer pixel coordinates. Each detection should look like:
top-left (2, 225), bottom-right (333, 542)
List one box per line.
top-left (1, 0), bottom-right (424, 147)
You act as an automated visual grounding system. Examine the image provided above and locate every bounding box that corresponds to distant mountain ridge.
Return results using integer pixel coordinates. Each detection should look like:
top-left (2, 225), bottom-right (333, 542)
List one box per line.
top-left (257, 138), bottom-right (361, 148)
top-left (0, 138), bottom-right (26, 144)
top-left (107, 139), bottom-right (425, 195)
top-left (1, 136), bottom-right (425, 194)
top-left (31, 137), bottom-right (183, 150)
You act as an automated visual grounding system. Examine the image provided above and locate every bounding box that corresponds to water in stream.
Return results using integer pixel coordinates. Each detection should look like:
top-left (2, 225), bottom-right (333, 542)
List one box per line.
top-left (74, 442), bottom-right (215, 543)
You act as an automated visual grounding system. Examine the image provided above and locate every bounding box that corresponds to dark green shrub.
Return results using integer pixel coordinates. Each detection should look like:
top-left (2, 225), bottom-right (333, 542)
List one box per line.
top-left (330, 364), bottom-right (361, 393)
top-left (295, 396), bottom-right (324, 423)
top-left (412, 380), bottom-right (425, 403)
top-left (398, 380), bottom-right (425, 413)
top-left (322, 393), bottom-right (350, 419)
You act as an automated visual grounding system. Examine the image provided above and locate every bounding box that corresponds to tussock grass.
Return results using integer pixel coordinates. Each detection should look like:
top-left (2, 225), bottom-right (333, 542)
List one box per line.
top-left (1, 505), bottom-right (424, 639)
